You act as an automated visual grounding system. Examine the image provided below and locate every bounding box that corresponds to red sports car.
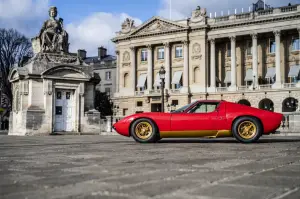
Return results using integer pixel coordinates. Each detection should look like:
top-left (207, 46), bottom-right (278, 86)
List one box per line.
top-left (112, 100), bottom-right (283, 144)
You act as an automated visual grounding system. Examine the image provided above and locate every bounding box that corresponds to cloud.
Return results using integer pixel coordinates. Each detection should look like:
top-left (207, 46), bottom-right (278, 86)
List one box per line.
top-left (0, 0), bottom-right (49, 36)
top-left (158, 0), bottom-right (299, 20)
top-left (66, 12), bottom-right (142, 56)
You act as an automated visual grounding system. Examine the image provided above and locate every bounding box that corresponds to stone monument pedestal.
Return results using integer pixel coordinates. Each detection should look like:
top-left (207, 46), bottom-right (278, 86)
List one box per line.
top-left (8, 53), bottom-right (101, 135)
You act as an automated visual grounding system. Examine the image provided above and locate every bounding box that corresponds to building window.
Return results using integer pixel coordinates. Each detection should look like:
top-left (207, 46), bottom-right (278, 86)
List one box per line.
top-left (105, 71), bottom-right (111, 80)
top-left (105, 87), bottom-right (110, 97)
top-left (56, 91), bottom-right (61, 99)
top-left (141, 49), bottom-right (147, 61)
top-left (266, 77), bottom-right (275, 84)
top-left (175, 82), bottom-right (182, 89)
top-left (292, 37), bottom-right (300, 51)
top-left (290, 76), bottom-right (298, 83)
top-left (175, 46), bottom-right (183, 58)
top-left (171, 100), bottom-right (179, 106)
top-left (157, 47), bottom-right (164, 59)
top-left (124, 73), bottom-right (129, 88)
top-left (227, 43), bottom-right (231, 57)
top-left (123, 108), bottom-right (128, 116)
top-left (269, 39), bottom-right (276, 53)
top-left (246, 40), bottom-right (252, 55)
top-left (136, 101), bottom-right (143, 107)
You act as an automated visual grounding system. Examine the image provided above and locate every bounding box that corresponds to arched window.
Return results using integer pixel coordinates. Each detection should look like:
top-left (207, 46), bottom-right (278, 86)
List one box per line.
top-left (194, 67), bottom-right (200, 83)
top-left (282, 97), bottom-right (298, 112)
top-left (237, 99), bottom-right (251, 107)
top-left (123, 73), bottom-right (129, 88)
top-left (258, 98), bottom-right (274, 112)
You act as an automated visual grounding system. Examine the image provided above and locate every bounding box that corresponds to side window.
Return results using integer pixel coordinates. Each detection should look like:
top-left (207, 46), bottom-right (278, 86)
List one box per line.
top-left (189, 103), bottom-right (219, 113)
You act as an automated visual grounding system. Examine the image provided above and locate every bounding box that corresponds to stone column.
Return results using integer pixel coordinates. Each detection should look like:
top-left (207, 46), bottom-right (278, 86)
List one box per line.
top-left (210, 38), bottom-right (216, 90)
top-left (182, 40), bottom-right (189, 93)
top-left (229, 36), bottom-right (237, 90)
top-left (147, 44), bottom-right (153, 91)
top-left (273, 30), bottom-right (282, 88)
top-left (164, 42), bottom-right (170, 90)
top-left (130, 46), bottom-right (136, 91)
top-left (251, 33), bottom-right (258, 89)
top-left (115, 50), bottom-right (120, 93)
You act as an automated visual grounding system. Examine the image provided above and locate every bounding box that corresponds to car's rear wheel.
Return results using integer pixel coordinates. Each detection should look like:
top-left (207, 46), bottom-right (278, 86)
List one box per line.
top-left (130, 118), bottom-right (159, 143)
top-left (232, 116), bottom-right (262, 143)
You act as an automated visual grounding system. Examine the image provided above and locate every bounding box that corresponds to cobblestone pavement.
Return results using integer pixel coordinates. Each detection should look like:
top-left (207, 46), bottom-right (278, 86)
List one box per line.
top-left (0, 135), bottom-right (300, 199)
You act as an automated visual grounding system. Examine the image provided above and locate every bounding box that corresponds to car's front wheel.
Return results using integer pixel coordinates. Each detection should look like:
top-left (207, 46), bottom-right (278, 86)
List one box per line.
top-left (130, 118), bottom-right (159, 143)
top-left (232, 116), bottom-right (262, 143)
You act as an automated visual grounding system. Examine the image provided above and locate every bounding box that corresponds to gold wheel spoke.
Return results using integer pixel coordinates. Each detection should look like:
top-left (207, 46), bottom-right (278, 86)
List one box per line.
top-left (238, 121), bottom-right (257, 139)
top-left (135, 122), bottom-right (153, 140)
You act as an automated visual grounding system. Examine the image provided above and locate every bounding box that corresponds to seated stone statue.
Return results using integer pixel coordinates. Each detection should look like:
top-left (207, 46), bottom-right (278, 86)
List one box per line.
top-left (34, 6), bottom-right (69, 53)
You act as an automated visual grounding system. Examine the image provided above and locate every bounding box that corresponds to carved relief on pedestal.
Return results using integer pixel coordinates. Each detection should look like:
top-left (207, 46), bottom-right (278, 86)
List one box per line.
top-left (13, 85), bottom-right (20, 113)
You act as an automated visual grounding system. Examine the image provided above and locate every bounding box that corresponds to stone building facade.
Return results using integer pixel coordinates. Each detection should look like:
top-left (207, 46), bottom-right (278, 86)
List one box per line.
top-left (111, 2), bottom-right (300, 116)
top-left (78, 47), bottom-right (117, 98)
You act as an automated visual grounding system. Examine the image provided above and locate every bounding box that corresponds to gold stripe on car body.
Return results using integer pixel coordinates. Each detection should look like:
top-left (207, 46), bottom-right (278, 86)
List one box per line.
top-left (160, 130), bottom-right (232, 138)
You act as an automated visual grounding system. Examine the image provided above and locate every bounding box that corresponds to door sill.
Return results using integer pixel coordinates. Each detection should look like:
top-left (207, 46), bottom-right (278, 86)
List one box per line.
top-left (51, 131), bottom-right (79, 135)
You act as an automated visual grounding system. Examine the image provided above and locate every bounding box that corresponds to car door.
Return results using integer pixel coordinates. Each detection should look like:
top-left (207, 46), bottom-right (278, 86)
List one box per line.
top-left (170, 102), bottom-right (223, 137)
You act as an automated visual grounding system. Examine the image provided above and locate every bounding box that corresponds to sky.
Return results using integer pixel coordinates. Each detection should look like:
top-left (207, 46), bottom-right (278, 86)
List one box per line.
top-left (1, 0), bottom-right (299, 56)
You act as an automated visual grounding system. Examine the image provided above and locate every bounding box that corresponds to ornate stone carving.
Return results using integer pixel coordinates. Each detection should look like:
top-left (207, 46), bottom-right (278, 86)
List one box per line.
top-left (32, 53), bottom-right (80, 64)
top-left (130, 46), bottom-right (135, 51)
top-left (13, 85), bottom-right (20, 113)
top-left (182, 40), bottom-right (189, 46)
top-left (230, 36), bottom-right (236, 42)
top-left (147, 44), bottom-right (152, 50)
top-left (273, 30), bottom-right (281, 37)
top-left (121, 18), bottom-right (135, 34)
top-left (192, 43), bottom-right (201, 54)
top-left (123, 51), bottom-right (130, 62)
top-left (209, 38), bottom-right (215, 44)
top-left (32, 6), bottom-right (69, 54)
top-left (190, 6), bottom-right (207, 24)
top-left (136, 20), bottom-right (180, 35)
top-left (251, 33), bottom-right (258, 40)
top-left (192, 55), bottom-right (202, 60)
top-left (164, 42), bottom-right (170, 47)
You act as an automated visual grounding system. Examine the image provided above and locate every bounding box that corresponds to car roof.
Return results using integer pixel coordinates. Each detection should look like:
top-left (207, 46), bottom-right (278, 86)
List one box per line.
top-left (195, 100), bottom-right (223, 103)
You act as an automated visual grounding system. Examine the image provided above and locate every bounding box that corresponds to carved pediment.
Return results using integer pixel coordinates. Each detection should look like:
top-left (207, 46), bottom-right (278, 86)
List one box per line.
top-left (41, 65), bottom-right (91, 80)
top-left (130, 17), bottom-right (187, 36)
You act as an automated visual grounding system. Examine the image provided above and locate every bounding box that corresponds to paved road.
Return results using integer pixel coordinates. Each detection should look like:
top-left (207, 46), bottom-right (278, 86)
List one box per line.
top-left (0, 135), bottom-right (300, 199)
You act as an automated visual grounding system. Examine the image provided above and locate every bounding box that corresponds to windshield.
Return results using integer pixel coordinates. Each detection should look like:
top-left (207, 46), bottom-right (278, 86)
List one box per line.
top-left (172, 102), bottom-right (195, 113)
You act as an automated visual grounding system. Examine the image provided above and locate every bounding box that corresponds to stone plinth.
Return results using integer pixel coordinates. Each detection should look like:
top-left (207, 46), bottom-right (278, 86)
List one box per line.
top-left (8, 53), bottom-right (101, 135)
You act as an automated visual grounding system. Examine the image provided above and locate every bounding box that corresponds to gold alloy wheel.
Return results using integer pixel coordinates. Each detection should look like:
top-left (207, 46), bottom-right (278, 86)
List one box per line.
top-left (237, 121), bottom-right (257, 139)
top-left (134, 122), bottom-right (153, 140)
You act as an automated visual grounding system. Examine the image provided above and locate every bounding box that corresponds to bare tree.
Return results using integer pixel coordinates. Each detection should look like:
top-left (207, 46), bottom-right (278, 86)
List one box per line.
top-left (0, 28), bottom-right (33, 111)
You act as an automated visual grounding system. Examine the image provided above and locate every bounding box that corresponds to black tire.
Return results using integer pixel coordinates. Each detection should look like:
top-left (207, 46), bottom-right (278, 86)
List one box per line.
top-left (130, 118), bottom-right (159, 143)
top-left (232, 116), bottom-right (262, 144)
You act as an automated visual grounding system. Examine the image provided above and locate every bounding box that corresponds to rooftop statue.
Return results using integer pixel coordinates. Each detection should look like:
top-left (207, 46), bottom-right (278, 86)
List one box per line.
top-left (33, 6), bottom-right (69, 54)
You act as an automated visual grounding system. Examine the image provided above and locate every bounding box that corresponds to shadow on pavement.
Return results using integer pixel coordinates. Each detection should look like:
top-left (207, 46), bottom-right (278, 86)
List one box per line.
top-left (158, 138), bottom-right (300, 144)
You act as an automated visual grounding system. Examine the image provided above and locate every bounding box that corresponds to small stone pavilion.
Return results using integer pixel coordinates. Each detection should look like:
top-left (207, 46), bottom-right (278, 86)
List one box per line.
top-left (8, 6), bottom-right (101, 135)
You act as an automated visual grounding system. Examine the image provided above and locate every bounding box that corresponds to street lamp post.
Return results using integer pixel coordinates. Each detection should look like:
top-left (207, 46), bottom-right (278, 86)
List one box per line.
top-left (253, 75), bottom-right (256, 90)
top-left (159, 66), bottom-right (166, 112)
